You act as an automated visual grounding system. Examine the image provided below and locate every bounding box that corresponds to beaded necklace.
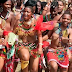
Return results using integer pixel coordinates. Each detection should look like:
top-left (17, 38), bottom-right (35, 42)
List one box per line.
top-left (59, 27), bottom-right (68, 47)
top-left (54, 26), bottom-right (69, 62)
top-left (16, 18), bottom-right (36, 37)
top-left (0, 11), bottom-right (10, 20)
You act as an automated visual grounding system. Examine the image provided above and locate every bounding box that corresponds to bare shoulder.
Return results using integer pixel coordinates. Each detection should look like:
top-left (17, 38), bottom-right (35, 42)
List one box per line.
top-left (9, 11), bottom-right (14, 17)
top-left (68, 28), bottom-right (72, 34)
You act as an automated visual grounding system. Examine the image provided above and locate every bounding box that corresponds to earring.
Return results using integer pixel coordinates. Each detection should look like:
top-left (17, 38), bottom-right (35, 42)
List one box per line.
top-left (0, 6), bottom-right (3, 13)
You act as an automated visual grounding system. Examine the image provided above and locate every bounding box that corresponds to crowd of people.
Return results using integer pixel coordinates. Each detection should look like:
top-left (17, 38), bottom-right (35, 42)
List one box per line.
top-left (0, 0), bottom-right (72, 72)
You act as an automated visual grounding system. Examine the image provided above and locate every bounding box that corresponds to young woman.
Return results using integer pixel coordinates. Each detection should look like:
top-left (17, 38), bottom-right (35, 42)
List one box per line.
top-left (14, 6), bottom-right (43, 72)
top-left (0, 17), bottom-right (7, 72)
top-left (36, 1), bottom-right (42, 15)
top-left (43, 11), bottom-right (72, 72)
top-left (0, 0), bottom-right (17, 72)
top-left (58, 0), bottom-right (64, 14)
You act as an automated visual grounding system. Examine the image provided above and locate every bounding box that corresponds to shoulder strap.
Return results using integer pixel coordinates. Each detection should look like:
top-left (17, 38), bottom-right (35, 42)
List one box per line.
top-left (55, 27), bottom-right (61, 34)
top-left (20, 13), bottom-right (23, 21)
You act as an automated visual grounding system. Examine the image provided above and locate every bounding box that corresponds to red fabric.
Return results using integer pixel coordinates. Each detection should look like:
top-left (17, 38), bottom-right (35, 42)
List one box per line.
top-left (35, 15), bottom-right (56, 31)
top-left (0, 54), bottom-right (6, 58)
top-left (40, 21), bottom-right (55, 30)
top-left (4, 55), bottom-right (15, 72)
top-left (47, 52), bottom-right (69, 68)
top-left (3, 43), bottom-right (15, 72)
top-left (35, 15), bottom-right (43, 30)
top-left (42, 41), bottom-right (49, 48)
top-left (30, 48), bottom-right (39, 58)
top-left (3, 30), bottom-right (12, 36)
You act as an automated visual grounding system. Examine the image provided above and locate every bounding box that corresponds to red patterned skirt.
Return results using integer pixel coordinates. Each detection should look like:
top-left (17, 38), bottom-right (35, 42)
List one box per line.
top-left (47, 47), bottom-right (69, 68)
top-left (16, 42), bottom-right (40, 58)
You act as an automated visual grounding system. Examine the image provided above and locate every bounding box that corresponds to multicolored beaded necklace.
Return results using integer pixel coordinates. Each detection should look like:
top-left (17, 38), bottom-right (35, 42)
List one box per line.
top-left (16, 18), bottom-right (36, 36)
top-left (0, 11), bottom-right (10, 20)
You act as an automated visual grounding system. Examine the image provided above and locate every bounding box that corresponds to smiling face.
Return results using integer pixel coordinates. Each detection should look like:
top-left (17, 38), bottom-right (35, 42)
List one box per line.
top-left (3, 0), bottom-right (11, 11)
top-left (58, 1), bottom-right (64, 13)
top-left (23, 7), bottom-right (33, 21)
top-left (37, 1), bottom-right (41, 13)
top-left (62, 14), bottom-right (71, 27)
top-left (50, 7), bottom-right (58, 18)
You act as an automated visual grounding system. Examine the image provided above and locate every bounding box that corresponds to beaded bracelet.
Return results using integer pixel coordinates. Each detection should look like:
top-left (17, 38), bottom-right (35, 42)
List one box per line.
top-left (39, 43), bottom-right (43, 45)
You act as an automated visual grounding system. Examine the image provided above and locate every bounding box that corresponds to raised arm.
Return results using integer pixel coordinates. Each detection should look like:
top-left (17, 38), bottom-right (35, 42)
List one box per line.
top-left (37, 30), bottom-right (43, 54)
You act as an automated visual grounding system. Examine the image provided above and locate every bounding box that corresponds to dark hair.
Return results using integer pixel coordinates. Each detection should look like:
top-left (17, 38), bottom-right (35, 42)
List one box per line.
top-left (50, 1), bottom-right (58, 12)
top-left (41, 2), bottom-right (47, 9)
top-left (62, 11), bottom-right (71, 17)
top-left (0, 0), bottom-right (7, 3)
top-left (68, 3), bottom-right (72, 8)
top-left (25, 0), bottom-right (37, 7)
top-left (50, 1), bottom-right (58, 9)
top-left (35, 0), bottom-right (41, 14)
top-left (24, 6), bottom-right (34, 13)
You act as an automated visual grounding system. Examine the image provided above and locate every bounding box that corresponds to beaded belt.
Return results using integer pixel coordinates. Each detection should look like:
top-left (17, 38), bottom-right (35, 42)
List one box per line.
top-left (18, 42), bottom-right (37, 49)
